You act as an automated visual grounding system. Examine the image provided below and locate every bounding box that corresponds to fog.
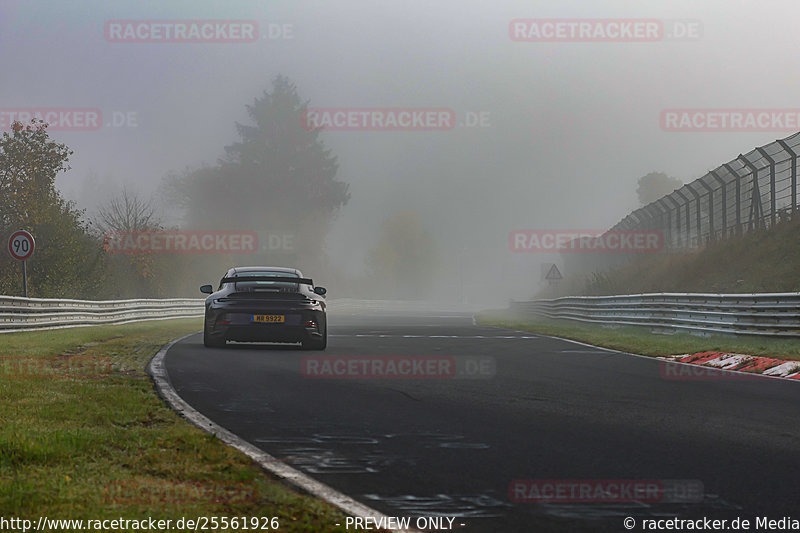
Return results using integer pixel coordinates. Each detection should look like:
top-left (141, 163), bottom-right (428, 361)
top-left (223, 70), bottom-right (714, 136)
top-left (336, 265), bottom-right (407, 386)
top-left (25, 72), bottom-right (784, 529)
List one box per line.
top-left (3, 0), bottom-right (799, 305)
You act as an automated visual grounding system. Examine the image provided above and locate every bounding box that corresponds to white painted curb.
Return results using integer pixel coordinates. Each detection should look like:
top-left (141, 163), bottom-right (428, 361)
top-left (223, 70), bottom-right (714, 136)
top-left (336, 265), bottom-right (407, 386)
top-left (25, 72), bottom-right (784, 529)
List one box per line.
top-left (147, 333), bottom-right (418, 533)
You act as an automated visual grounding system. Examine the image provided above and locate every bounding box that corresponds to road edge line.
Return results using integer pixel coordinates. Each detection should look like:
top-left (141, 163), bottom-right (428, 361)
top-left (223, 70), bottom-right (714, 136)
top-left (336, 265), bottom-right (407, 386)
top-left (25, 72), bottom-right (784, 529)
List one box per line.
top-left (474, 318), bottom-right (800, 383)
top-left (147, 332), bottom-right (418, 533)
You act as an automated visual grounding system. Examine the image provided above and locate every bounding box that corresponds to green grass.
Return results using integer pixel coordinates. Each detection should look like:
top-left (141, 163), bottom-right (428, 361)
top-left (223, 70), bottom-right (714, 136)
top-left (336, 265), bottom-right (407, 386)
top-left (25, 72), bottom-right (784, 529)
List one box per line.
top-left (477, 310), bottom-right (800, 361)
top-left (0, 320), bottom-right (378, 532)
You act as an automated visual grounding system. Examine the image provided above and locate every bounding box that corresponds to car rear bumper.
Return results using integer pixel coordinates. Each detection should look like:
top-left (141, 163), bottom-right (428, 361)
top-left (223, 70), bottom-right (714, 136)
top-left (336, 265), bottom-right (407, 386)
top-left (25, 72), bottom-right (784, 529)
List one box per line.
top-left (206, 309), bottom-right (325, 343)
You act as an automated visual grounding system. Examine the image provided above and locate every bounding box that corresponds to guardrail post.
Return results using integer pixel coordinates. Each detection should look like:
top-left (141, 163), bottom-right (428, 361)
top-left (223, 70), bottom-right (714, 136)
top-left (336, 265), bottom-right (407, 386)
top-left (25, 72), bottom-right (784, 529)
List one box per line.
top-left (756, 147), bottom-right (777, 227)
top-left (738, 153), bottom-right (764, 232)
top-left (709, 169), bottom-right (728, 238)
top-left (777, 139), bottom-right (797, 217)
top-left (723, 162), bottom-right (743, 235)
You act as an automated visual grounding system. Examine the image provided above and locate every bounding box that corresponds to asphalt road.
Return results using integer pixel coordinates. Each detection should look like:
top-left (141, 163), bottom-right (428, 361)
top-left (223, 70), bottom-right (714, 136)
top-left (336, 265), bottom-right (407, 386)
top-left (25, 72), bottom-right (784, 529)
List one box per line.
top-left (164, 311), bottom-right (800, 532)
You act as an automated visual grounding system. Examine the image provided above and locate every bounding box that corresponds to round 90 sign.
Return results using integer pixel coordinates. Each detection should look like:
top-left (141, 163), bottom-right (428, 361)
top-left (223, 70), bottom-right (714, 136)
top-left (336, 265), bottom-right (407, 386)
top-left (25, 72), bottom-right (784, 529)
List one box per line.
top-left (8, 230), bottom-right (35, 261)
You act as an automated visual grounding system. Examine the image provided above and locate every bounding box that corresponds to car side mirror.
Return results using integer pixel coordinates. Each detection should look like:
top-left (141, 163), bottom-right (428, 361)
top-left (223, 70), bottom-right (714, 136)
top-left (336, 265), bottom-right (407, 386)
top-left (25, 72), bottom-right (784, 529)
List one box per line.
top-left (313, 286), bottom-right (327, 297)
top-left (200, 284), bottom-right (213, 294)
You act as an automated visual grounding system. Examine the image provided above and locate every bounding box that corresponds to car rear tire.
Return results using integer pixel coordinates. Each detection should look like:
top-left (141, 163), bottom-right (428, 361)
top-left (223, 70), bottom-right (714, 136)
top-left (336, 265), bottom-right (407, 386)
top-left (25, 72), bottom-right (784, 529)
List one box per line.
top-left (302, 327), bottom-right (327, 350)
top-left (203, 328), bottom-right (226, 348)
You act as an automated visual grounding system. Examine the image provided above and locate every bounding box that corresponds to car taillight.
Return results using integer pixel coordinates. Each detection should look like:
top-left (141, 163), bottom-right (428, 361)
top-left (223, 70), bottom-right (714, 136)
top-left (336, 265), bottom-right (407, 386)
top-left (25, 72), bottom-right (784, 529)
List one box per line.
top-left (304, 320), bottom-right (317, 328)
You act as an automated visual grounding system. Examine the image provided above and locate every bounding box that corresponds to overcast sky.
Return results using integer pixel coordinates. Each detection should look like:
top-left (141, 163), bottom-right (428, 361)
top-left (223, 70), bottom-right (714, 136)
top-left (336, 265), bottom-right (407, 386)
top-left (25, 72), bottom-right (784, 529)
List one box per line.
top-left (2, 0), bottom-right (798, 302)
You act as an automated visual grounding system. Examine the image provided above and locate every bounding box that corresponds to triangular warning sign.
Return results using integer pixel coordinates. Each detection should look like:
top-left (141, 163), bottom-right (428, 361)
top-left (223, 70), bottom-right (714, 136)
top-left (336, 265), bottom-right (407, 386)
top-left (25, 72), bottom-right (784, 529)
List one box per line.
top-left (545, 264), bottom-right (562, 280)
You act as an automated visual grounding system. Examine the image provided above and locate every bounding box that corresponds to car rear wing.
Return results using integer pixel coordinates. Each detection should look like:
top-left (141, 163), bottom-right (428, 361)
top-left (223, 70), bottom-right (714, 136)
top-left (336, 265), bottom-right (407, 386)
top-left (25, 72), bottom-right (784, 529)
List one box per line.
top-left (220, 276), bottom-right (314, 286)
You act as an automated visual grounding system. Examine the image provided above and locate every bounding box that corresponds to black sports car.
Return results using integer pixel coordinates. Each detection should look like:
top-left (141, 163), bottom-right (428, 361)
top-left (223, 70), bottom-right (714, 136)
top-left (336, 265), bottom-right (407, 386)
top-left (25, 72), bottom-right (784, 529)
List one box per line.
top-left (200, 266), bottom-right (327, 350)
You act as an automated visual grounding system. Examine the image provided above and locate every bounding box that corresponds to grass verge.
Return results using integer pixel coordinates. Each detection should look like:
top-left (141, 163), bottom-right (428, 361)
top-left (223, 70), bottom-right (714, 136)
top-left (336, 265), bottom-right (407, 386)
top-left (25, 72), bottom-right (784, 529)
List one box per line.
top-left (0, 319), bottom-right (374, 532)
top-left (477, 310), bottom-right (800, 361)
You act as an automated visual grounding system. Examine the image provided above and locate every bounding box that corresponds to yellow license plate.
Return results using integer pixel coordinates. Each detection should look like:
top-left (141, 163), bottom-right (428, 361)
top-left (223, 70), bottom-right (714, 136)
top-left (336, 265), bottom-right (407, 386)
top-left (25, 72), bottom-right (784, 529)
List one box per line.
top-left (252, 314), bottom-right (285, 323)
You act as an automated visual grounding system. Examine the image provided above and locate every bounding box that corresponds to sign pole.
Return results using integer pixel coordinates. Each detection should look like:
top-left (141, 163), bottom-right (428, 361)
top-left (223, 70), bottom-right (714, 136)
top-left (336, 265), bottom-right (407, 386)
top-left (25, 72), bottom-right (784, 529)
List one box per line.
top-left (8, 230), bottom-right (35, 297)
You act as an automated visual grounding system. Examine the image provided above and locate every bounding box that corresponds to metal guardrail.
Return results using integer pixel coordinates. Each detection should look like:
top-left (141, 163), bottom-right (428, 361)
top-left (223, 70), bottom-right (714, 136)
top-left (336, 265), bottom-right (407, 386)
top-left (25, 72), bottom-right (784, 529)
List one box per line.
top-left (326, 298), bottom-right (481, 313)
top-left (0, 296), bottom-right (479, 333)
top-left (0, 296), bottom-right (205, 332)
top-left (511, 292), bottom-right (800, 337)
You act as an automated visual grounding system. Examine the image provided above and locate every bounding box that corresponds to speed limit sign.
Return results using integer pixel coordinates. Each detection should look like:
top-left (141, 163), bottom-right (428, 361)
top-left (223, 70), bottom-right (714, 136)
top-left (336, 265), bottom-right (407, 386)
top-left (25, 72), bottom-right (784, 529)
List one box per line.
top-left (8, 230), bottom-right (35, 261)
top-left (8, 230), bottom-right (34, 297)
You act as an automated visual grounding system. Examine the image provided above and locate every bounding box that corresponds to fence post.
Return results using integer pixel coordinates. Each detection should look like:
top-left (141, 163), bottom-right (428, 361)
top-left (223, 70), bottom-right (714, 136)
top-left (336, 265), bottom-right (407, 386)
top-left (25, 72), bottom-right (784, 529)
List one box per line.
top-left (643, 205), bottom-right (662, 244)
top-left (756, 147), bottom-right (777, 227)
top-left (674, 189), bottom-right (692, 246)
top-left (776, 139), bottom-right (797, 216)
top-left (636, 207), bottom-right (648, 229)
top-left (723, 162), bottom-right (743, 235)
top-left (645, 205), bottom-right (661, 230)
top-left (665, 195), bottom-right (682, 247)
top-left (656, 198), bottom-right (673, 248)
top-left (709, 169), bottom-right (728, 239)
top-left (684, 183), bottom-right (703, 245)
top-left (629, 211), bottom-right (643, 230)
top-left (697, 178), bottom-right (715, 241)
top-left (738, 153), bottom-right (764, 232)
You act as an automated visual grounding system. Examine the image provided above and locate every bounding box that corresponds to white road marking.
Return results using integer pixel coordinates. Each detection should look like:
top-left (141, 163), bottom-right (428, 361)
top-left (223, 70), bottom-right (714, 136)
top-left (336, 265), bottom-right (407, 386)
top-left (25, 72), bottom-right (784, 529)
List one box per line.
top-left (329, 334), bottom-right (540, 339)
top-left (148, 333), bottom-right (419, 533)
top-left (483, 325), bottom-right (800, 383)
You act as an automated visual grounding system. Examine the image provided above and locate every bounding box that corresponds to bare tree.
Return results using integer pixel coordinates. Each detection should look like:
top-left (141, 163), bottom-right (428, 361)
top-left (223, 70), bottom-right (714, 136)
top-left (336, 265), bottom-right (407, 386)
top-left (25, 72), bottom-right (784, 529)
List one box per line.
top-left (92, 187), bottom-right (162, 235)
